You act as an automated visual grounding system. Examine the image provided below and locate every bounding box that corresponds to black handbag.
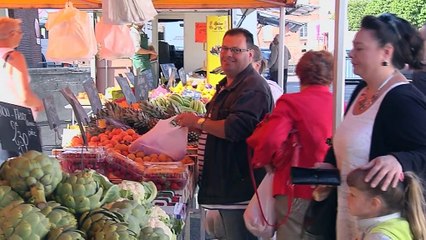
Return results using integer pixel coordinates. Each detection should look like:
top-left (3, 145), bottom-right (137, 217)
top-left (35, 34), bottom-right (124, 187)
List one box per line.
top-left (290, 167), bottom-right (341, 186)
top-left (302, 188), bottom-right (337, 240)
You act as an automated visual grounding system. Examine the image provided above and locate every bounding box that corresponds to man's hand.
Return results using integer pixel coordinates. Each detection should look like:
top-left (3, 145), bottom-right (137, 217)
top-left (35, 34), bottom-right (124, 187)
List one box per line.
top-left (175, 112), bottom-right (200, 129)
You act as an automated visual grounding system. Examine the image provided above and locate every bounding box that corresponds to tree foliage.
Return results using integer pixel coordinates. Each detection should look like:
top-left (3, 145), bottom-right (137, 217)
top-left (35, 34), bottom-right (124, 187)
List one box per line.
top-left (348, 0), bottom-right (426, 31)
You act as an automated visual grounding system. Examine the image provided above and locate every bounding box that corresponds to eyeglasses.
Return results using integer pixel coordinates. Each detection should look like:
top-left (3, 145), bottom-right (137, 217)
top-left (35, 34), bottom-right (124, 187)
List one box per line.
top-left (379, 13), bottom-right (402, 41)
top-left (218, 46), bottom-right (251, 54)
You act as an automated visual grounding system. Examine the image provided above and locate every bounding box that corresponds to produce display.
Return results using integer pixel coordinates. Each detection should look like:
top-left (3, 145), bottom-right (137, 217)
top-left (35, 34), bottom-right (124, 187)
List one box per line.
top-left (150, 93), bottom-right (206, 115)
top-left (59, 147), bottom-right (108, 174)
top-left (77, 92), bottom-right (106, 105)
top-left (0, 150), bottom-right (181, 240)
top-left (143, 163), bottom-right (188, 191)
top-left (106, 150), bottom-right (145, 182)
top-left (85, 99), bottom-right (202, 142)
top-left (169, 81), bottom-right (216, 103)
top-left (0, 150), bottom-right (63, 204)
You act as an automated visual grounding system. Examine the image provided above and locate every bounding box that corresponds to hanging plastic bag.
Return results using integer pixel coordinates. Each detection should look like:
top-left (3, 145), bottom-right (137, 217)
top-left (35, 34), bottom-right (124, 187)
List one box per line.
top-left (95, 19), bottom-right (135, 60)
top-left (102, 0), bottom-right (157, 25)
top-left (129, 117), bottom-right (188, 160)
top-left (244, 172), bottom-right (276, 238)
top-left (46, 2), bottom-right (97, 62)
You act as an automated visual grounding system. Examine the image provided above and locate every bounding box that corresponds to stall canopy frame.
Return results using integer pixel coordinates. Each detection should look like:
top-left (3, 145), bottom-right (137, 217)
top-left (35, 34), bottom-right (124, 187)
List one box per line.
top-left (0, 0), bottom-right (296, 10)
top-left (0, 0), bottom-right (348, 132)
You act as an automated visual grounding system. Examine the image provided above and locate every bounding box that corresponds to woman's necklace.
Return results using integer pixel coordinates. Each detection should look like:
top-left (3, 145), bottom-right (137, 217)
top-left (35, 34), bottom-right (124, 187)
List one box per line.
top-left (357, 71), bottom-right (396, 111)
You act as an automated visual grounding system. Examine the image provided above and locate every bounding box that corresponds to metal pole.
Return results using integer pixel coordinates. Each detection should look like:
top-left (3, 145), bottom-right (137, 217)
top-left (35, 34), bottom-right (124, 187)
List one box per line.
top-left (333, 0), bottom-right (348, 132)
top-left (277, 7), bottom-right (286, 89)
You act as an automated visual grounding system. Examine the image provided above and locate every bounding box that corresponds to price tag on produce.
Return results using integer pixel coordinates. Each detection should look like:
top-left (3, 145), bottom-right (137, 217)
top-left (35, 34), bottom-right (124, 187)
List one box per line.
top-left (60, 87), bottom-right (89, 146)
top-left (115, 75), bottom-right (137, 104)
top-left (0, 101), bottom-right (42, 154)
top-left (134, 74), bottom-right (149, 101)
top-left (160, 63), bottom-right (177, 81)
top-left (178, 68), bottom-right (187, 85)
top-left (42, 95), bottom-right (60, 131)
top-left (125, 72), bottom-right (136, 85)
top-left (167, 69), bottom-right (176, 89)
top-left (135, 69), bottom-right (157, 101)
top-left (83, 78), bottom-right (103, 114)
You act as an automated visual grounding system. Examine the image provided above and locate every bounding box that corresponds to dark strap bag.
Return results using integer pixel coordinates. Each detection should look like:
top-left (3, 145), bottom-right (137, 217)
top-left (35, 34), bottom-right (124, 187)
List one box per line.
top-left (301, 188), bottom-right (337, 240)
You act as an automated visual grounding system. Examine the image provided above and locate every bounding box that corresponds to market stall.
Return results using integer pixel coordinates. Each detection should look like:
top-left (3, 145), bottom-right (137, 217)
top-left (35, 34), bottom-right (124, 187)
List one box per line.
top-left (0, 0), bottom-right (292, 9)
top-left (0, 0), bottom-right (351, 239)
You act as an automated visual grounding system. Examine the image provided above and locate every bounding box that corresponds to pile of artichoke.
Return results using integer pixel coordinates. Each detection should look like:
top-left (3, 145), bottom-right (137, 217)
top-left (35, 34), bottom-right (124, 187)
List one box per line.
top-left (0, 150), bottom-right (177, 240)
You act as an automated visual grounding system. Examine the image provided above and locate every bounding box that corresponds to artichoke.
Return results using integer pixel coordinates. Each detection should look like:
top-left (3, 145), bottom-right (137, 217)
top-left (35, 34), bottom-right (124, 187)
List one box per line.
top-left (47, 226), bottom-right (86, 240)
top-left (0, 185), bottom-right (23, 208)
top-left (106, 200), bottom-right (149, 235)
top-left (0, 150), bottom-right (63, 204)
top-left (54, 169), bottom-right (120, 214)
top-left (0, 200), bottom-right (50, 239)
top-left (140, 226), bottom-right (171, 240)
top-left (39, 201), bottom-right (77, 229)
top-left (79, 208), bottom-right (138, 240)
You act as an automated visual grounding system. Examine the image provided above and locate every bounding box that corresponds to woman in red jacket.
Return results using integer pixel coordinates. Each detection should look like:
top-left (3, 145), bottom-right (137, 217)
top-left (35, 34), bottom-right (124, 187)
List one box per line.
top-left (247, 50), bottom-right (334, 240)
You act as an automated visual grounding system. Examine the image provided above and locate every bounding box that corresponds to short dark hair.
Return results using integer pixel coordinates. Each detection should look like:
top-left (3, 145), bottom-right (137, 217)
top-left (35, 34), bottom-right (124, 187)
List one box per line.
top-left (361, 14), bottom-right (424, 70)
top-left (295, 50), bottom-right (334, 86)
top-left (223, 28), bottom-right (254, 48)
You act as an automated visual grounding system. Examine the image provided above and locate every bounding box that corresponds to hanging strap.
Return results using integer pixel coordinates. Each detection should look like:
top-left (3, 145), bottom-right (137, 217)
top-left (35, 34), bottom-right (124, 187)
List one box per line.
top-left (247, 148), bottom-right (295, 228)
top-left (2, 50), bottom-right (14, 68)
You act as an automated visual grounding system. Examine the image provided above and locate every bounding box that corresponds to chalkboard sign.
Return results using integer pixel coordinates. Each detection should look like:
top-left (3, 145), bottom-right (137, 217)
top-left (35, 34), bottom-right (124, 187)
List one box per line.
top-left (125, 72), bottom-right (135, 85)
top-left (115, 76), bottom-right (137, 104)
top-left (178, 67), bottom-right (187, 85)
top-left (160, 63), bottom-right (177, 81)
top-left (42, 95), bottom-right (60, 131)
top-left (83, 78), bottom-right (103, 114)
top-left (0, 101), bottom-right (42, 154)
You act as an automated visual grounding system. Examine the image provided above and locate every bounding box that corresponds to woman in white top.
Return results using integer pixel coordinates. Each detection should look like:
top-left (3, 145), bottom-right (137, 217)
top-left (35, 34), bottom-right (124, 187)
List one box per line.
top-left (0, 17), bottom-right (43, 117)
top-left (318, 14), bottom-right (426, 240)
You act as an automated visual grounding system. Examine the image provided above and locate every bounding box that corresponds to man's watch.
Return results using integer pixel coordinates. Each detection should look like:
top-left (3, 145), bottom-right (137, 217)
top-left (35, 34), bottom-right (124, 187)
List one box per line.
top-left (197, 117), bottom-right (207, 130)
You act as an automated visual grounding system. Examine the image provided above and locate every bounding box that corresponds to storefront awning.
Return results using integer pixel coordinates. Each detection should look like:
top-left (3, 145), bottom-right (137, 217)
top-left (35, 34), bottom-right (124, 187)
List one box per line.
top-left (257, 11), bottom-right (304, 32)
top-left (0, 0), bottom-right (297, 10)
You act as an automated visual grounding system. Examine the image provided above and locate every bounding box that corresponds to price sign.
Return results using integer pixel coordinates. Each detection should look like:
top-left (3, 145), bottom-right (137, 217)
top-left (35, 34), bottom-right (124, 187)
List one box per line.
top-left (83, 78), bottom-right (103, 114)
top-left (0, 101), bottom-right (42, 154)
top-left (125, 72), bottom-right (136, 85)
top-left (160, 63), bottom-right (177, 81)
top-left (135, 69), bottom-right (157, 101)
top-left (134, 75), bottom-right (149, 101)
top-left (115, 76), bottom-right (137, 104)
top-left (60, 87), bottom-right (89, 146)
top-left (178, 67), bottom-right (187, 85)
top-left (60, 87), bottom-right (89, 125)
top-left (42, 95), bottom-right (60, 130)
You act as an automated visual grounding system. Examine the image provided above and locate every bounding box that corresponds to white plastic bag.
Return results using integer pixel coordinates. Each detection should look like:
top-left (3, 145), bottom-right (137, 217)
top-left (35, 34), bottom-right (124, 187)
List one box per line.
top-left (95, 19), bottom-right (135, 60)
top-left (244, 172), bottom-right (276, 238)
top-left (46, 2), bottom-right (97, 62)
top-left (129, 117), bottom-right (188, 160)
top-left (102, 0), bottom-right (157, 24)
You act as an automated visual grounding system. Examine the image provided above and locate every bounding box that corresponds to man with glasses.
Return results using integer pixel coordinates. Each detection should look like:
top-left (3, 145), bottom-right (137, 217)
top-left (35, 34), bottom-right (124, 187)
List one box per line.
top-left (175, 28), bottom-right (273, 239)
